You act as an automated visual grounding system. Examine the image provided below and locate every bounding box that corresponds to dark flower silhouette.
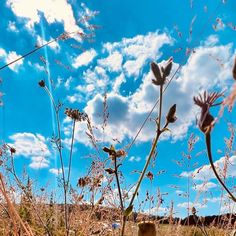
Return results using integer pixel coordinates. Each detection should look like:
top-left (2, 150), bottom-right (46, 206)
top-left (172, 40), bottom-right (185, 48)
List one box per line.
top-left (193, 91), bottom-right (223, 133)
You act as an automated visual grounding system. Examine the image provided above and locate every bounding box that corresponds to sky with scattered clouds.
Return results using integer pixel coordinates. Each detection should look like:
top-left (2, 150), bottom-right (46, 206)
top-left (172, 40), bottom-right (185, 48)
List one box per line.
top-left (0, 0), bottom-right (236, 217)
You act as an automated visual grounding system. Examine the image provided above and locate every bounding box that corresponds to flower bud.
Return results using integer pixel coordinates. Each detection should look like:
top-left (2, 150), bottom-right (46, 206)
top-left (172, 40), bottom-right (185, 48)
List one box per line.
top-left (163, 57), bottom-right (173, 78)
top-left (151, 62), bottom-right (165, 86)
top-left (166, 104), bottom-right (177, 123)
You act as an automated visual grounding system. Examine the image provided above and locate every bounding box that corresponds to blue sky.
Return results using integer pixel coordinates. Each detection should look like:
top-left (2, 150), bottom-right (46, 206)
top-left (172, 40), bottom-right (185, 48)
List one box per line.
top-left (0, 0), bottom-right (236, 217)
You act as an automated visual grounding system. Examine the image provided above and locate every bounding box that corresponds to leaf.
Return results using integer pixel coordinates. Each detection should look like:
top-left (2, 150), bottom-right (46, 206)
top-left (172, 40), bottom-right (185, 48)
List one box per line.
top-left (124, 205), bottom-right (133, 217)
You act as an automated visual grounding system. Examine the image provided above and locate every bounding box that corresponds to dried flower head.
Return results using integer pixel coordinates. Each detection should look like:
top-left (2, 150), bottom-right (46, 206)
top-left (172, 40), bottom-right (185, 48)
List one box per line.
top-left (38, 80), bottom-right (45, 87)
top-left (166, 104), bottom-right (177, 123)
top-left (151, 57), bottom-right (173, 86)
top-left (194, 91), bottom-right (223, 133)
top-left (77, 177), bottom-right (91, 187)
top-left (103, 145), bottom-right (126, 160)
top-left (65, 108), bottom-right (87, 122)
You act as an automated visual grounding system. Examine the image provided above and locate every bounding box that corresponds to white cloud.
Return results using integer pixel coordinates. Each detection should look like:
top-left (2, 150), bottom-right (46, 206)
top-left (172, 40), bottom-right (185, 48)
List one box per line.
top-left (113, 73), bottom-right (126, 92)
top-left (66, 35), bottom-right (235, 144)
top-left (7, 21), bottom-right (18, 32)
top-left (0, 48), bottom-right (6, 57)
top-left (29, 156), bottom-right (50, 169)
top-left (128, 156), bottom-right (141, 162)
top-left (9, 132), bottom-right (51, 169)
top-left (72, 49), bottom-right (97, 68)
top-left (2, 51), bottom-right (24, 72)
top-left (98, 51), bottom-right (123, 72)
top-left (204, 35), bottom-right (219, 46)
top-left (7, 0), bottom-right (83, 39)
top-left (103, 31), bottom-right (173, 77)
top-left (193, 182), bottom-right (217, 192)
top-left (181, 155), bottom-right (236, 181)
top-left (49, 168), bottom-right (62, 175)
top-left (177, 201), bottom-right (207, 209)
top-left (36, 35), bottom-right (60, 52)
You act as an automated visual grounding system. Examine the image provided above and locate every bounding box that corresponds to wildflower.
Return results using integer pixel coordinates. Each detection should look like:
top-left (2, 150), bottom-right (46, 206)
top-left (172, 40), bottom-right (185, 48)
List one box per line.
top-left (38, 80), bottom-right (45, 87)
top-left (65, 108), bottom-right (87, 122)
top-left (166, 104), bottom-right (177, 123)
top-left (193, 91), bottom-right (223, 133)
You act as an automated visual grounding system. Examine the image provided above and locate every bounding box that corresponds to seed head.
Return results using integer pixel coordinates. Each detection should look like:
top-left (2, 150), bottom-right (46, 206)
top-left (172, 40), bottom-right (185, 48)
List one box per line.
top-left (65, 108), bottom-right (87, 122)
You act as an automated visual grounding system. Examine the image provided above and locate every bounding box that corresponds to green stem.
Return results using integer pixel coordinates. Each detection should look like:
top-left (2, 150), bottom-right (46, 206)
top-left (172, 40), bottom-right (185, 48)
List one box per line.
top-left (205, 133), bottom-right (236, 202)
top-left (114, 156), bottom-right (124, 211)
top-left (44, 86), bottom-right (69, 235)
top-left (121, 85), bottom-right (164, 236)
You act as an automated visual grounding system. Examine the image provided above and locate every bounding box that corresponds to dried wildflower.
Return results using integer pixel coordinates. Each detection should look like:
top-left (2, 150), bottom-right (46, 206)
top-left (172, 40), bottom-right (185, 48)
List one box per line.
top-left (166, 104), bottom-right (177, 123)
top-left (38, 80), bottom-right (45, 87)
top-left (194, 91), bottom-right (223, 133)
top-left (77, 177), bottom-right (91, 187)
top-left (103, 146), bottom-right (125, 159)
top-left (151, 62), bottom-right (164, 85)
top-left (151, 57), bottom-right (173, 86)
top-left (146, 171), bottom-right (154, 181)
top-left (65, 108), bottom-right (87, 122)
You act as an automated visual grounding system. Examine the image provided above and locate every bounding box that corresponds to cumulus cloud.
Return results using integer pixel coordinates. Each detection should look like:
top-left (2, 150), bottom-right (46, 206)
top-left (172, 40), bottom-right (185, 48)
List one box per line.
top-left (36, 35), bottom-right (60, 52)
top-left (128, 156), bottom-right (141, 162)
top-left (7, 21), bottom-right (18, 32)
top-left (177, 201), bottom-right (207, 209)
top-left (72, 49), bottom-right (97, 68)
top-left (9, 132), bottom-right (51, 169)
top-left (181, 155), bottom-right (236, 181)
top-left (98, 51), bottom-right (123, 72)
top-left (65, 34), bottom-right (234, 146)
top-left (103, 31), bottom-right (173, 77)
top-left (193, 182), bottom-right (217, 192)
top-left (0, 49), bottom-right (23, 72)
top-left (49, 168), bottom-right (62, 175)
top-left (7, 0), bottom-right (83, 39)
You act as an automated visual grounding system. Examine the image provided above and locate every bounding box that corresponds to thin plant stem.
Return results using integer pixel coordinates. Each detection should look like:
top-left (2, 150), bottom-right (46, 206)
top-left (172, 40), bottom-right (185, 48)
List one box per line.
top-left (67, 119), bottom-right (76, 230)
top-left (67, 119), bottom-right (76, 185)
top-left (205, 133), bottom-right (236, 202)
top-left (44, 86), bottom-right (69, 235)
top-left (121, 85), bottom-right (164, 236)
top-left (114, 156), bottom-right (124, 211)
top-left (9, 154), bottom-right (52, 236)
